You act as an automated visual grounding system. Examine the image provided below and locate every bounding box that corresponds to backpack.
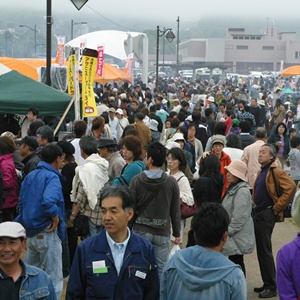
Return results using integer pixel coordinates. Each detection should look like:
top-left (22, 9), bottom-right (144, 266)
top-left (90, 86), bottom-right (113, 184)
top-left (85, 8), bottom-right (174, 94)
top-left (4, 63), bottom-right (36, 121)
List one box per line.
top-left (196, 123), bottom-right (210, 149)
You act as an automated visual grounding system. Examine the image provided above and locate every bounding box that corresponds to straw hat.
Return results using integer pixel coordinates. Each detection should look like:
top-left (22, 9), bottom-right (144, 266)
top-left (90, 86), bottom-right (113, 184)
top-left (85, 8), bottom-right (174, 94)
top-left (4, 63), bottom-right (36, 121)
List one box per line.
top-left (224, 159), bottom-right (247, 182)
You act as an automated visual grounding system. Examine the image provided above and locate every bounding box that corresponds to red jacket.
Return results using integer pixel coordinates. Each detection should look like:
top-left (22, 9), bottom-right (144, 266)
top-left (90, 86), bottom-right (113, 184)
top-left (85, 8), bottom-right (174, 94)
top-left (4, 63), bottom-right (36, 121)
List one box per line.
top-left (212, 150), bottom-right (231, 199)
top-left (0, 153), bottom-right (18, 209)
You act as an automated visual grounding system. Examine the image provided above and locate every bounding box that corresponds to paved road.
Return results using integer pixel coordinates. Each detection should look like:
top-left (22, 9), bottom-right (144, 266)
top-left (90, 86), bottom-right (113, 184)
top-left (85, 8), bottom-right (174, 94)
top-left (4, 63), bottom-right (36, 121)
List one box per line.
top-left (246, 219), bottom-right (299, 299)
top-left (181, 218), bottom-right (299, 300)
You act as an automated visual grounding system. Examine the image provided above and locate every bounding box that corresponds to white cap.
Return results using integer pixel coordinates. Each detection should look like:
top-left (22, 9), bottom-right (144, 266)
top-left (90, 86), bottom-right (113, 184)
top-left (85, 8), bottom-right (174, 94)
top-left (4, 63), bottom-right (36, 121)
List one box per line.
top-left (0, 222), bottom-right (26, 238)
top-left (116, 108), bottom-right (123, 115)
top-left (165, 141), bottom-right (181, 150)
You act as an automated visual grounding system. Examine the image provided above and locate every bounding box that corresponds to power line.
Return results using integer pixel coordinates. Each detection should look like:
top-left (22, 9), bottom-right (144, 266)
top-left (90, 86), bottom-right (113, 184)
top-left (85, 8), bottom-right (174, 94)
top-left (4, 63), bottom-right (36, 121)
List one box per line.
top-left (86, 5), bottom-right (135, 31)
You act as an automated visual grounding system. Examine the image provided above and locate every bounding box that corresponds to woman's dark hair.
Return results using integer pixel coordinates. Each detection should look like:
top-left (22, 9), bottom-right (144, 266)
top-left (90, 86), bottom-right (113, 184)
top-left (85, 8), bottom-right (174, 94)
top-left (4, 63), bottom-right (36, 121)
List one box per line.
top-left (187, 123), bottom-right (197, 131)
top-left (274, 98), bottom-right (282, 108)
top-left (213, 122), bottom-right (227, 135)
top-left (28, 120), bottom-right (45, 136)
top-left (226, 134), bottom-right (243, 150)
top-left (275, 122), bottom-right (287, 135)
top-left (177, 112), bottom-right (186, 122)
top-left (125, 128), bottom-right (138, 137)
top-left (121, 135), bottom-right (142, 161)
top-left (199, 154), bottom-right (220, 177)
top-left (176, 126), bottom-right (188, 141)
top-left (0, 136), bottom-right (16, 155)
top-left (121, 125), bottom-right (135, 139)
top-left (169, 111), bottom-right (178, 119)
top-left (141, 107), bottom-right (149, 117)
top-left (101, 112), bottom-right (109, 124)
top-left (170, 117), bottom-right (180, 128)
top-left (167, 147), bottom-right (187, 172)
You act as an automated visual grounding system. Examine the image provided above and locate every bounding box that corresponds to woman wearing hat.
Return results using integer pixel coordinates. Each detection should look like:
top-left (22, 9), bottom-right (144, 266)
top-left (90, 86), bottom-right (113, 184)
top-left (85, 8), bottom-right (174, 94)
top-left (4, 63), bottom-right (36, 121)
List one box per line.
top-left (203, 135), bottom-right (231, 199)
top-left (221, 159), bottom-right (255, 276)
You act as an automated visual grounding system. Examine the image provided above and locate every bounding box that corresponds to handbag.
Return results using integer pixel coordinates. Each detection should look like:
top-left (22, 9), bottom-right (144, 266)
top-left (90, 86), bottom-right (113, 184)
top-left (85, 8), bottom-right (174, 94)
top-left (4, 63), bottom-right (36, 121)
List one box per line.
top-left (176, 175), bottom-right (198, 219)
top-left (180, 198), bottom-right (198, 219)
top-left (73, 214), bottom-right (90, 237)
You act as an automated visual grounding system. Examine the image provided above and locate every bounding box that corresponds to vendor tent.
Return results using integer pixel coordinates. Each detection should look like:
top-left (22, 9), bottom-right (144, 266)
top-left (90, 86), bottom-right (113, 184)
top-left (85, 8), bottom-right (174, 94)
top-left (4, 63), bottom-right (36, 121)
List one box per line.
top-left (66, 30), bottom-right (142, 61)
top-left (0, 57), bottom-right (46, 80)
top-left (0, 70), bottom-right (74, 117)
top-left (279, 66), bottom-right (300, 77)
top-left (0, 57), bottom-right (132, 84)
top-left (79, 62), bottom-right (132, 85)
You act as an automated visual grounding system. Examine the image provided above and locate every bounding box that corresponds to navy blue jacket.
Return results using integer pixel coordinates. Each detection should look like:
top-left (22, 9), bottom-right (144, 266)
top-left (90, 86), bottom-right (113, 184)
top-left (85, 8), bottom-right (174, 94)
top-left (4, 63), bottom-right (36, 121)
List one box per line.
top-left (66, 230), bottom-right (160, 300)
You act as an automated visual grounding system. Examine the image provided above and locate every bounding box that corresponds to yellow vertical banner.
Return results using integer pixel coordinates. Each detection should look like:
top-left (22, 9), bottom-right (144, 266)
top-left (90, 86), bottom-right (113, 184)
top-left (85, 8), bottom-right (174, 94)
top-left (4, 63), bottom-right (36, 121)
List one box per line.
top-left (82, 48), bottom-right (98, 117)
top-left (68, 51), bottom-right (76, 96)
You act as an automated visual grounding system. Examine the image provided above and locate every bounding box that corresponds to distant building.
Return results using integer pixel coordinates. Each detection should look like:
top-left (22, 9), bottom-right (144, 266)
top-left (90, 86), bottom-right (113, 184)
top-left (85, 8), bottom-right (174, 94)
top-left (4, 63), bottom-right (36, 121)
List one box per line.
top-left (178, 27), bottom-right (300, 74)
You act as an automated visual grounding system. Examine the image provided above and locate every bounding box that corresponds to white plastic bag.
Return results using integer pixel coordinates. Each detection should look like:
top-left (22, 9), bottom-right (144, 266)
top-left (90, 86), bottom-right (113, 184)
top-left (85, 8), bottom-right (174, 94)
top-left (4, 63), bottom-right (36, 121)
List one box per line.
top-left (169, 244), bottom-right (180, 258)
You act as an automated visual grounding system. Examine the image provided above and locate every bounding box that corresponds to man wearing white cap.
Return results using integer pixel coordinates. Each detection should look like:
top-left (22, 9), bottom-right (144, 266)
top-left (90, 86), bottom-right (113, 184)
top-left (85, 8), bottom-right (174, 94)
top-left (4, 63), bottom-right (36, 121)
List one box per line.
top-left (0, 222), bottom-right (56, 299)
top-left (108, 108), bottom-right (121, 141)
top-left (115, 108), bottom-right (129, 137)
top-left (171, 99), bottom-right (181, 114)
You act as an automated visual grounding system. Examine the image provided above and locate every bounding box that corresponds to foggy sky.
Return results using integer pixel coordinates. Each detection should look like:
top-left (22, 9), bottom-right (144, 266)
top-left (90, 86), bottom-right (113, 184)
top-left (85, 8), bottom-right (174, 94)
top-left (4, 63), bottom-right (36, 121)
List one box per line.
top-left (3, 0), bottom-right (300, 29)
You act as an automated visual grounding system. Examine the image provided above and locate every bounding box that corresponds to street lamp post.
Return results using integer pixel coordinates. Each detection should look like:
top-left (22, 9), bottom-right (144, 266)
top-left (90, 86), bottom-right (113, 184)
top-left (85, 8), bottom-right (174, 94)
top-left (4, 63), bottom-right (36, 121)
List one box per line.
top-left (71, 20), bottom-right (88, 40)
top-left (156, 26), bottom-right (175, 88)
top-left (19, 24), bottom-right (37, 58)
top-left (176, 16), bottom-right (180, 77)
top-left (46, 0), bottom-right (52, 86)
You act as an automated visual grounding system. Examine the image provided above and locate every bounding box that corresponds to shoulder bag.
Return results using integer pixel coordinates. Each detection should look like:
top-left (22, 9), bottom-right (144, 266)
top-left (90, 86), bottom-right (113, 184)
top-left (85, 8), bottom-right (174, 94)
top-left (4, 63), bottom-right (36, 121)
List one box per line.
top-left (177, 175), bottom-right (198, 219)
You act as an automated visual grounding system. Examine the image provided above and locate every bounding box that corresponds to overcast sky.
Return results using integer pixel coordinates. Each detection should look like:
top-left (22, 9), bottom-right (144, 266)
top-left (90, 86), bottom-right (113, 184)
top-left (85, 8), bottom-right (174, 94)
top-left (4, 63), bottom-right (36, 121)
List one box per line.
top-left (3, 0), bottom-right (300, 33)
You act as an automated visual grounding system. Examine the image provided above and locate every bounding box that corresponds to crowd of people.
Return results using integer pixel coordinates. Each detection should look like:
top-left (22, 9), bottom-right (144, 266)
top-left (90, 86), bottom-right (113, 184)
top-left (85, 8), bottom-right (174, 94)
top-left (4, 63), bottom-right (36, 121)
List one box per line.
top-left (0, 76), bottom-right (300, 299)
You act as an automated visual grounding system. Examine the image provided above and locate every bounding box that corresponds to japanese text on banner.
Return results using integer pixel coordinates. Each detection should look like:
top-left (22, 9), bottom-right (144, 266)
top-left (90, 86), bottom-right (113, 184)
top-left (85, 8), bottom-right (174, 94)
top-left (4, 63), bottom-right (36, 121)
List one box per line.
top-left (82, 55), bottom-right (97, 117)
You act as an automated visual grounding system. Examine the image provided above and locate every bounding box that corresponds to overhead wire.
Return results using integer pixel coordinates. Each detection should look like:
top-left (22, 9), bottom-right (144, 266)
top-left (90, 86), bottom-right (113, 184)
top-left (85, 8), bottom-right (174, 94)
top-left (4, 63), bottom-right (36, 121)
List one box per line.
top-left (85, 4), bottom-right (135, 32)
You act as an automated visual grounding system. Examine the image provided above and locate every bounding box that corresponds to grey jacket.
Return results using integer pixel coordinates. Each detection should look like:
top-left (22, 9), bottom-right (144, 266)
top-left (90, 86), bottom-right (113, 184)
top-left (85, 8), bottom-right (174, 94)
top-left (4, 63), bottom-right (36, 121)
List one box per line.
top-left (288, 148), bottom-right (300, 181)
top-left (221, 181), bottom-right (255, 256)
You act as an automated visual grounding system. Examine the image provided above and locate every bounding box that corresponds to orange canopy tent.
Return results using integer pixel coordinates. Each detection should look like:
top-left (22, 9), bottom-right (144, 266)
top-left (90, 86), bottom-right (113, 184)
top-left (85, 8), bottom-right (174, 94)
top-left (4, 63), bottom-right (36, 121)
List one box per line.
top-left (0, 57), bottom-right (46, 80)
top-left (0, 57), bottom-right (132, 84)
top-left (79, 62), bottom-right (132, 85)
top-left (279, 65), bottom-right (300, 77)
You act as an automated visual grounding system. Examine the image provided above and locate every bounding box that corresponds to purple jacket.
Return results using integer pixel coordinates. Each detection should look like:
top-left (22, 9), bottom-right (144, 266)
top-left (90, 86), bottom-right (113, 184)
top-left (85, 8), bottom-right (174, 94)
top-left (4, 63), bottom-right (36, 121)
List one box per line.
top-left (276, 232), bottom-right (300, 300)
top-left (0, 153), bottom-right (19, 209)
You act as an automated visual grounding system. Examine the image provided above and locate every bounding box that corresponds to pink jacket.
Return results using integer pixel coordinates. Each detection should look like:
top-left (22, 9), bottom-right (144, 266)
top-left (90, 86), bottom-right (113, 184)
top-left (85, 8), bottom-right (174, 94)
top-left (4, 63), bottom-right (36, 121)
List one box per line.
top-left (0, 153), bottom-right (19, 209)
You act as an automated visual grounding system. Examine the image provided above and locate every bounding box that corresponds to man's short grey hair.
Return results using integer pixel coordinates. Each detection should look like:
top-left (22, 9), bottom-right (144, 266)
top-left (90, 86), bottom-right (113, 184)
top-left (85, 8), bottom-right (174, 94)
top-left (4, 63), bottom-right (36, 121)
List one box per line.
top-left (79, 135), bottom-right (98, 156)
top-left (36, 125), bottom-right (53, 143)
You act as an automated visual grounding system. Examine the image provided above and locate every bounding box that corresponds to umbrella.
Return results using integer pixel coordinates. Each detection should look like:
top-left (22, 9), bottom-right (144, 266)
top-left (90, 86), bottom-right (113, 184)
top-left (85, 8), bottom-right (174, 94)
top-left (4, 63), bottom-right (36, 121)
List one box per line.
top-left (280, 88), bottom-right (296, 96)
top-left (251, 84), bottom-right (260, 89)
top-left (279, 65), bottom-right (300, 77)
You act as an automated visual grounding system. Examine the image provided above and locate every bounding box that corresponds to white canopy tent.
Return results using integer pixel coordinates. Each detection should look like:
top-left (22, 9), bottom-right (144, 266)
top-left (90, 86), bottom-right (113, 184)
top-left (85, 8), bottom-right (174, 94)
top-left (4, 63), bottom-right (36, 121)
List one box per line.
top-left (65, 30), bottom-right (148, 83)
